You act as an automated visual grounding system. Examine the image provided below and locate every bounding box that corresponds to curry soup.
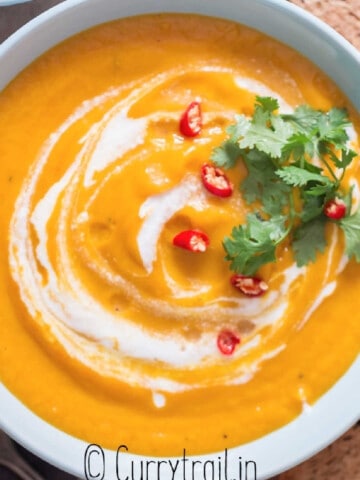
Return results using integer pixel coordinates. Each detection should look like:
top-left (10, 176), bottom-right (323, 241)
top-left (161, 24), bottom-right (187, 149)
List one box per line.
top-left (0, 14), bottom-right (359, 455)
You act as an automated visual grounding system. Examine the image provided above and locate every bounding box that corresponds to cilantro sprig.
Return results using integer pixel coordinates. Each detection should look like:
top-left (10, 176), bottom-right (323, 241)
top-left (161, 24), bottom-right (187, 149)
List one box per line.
top-left (211, 96), bottom-right (360, 275)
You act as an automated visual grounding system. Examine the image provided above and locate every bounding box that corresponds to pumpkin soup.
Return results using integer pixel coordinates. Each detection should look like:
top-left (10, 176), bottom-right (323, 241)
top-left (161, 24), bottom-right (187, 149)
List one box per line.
top-left (0, 14), bottom-right (359, 455)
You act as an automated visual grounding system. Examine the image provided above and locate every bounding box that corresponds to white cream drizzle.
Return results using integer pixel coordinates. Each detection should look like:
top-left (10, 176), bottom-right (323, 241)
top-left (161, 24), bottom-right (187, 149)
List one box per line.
top-left (83, 109), bottom-right (147, 187)
top-left (234, 76), bottom-right (293, 113)
top-left (298, 281), bottom-right (337, 331)
top-left (152, 392), bottom-right (167, 409)
top-left (138, 175), bottom-right (207, 273)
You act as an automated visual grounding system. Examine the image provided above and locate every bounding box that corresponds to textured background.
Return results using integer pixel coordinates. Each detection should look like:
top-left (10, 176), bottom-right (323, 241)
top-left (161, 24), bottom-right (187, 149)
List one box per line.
top-left (291, 0), bottom-right (360, 49)
top-left (0, 1), bottom-right (359, 479)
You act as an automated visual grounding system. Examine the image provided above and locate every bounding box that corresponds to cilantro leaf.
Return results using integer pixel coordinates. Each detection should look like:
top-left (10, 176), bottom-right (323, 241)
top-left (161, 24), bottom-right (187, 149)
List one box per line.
top-left (275, 166), bottom-right (332, 188)
top-left (305, 183), bottom-right (336, 197)
top-left (231, 95), bottom-right (294, 158)
top-left (281, 104), bottom-right (322, 133)
top-left (255, 96), bottom-right (279, 113)
top-left (339, 209), bottom-right (360, 261)
top-left (239, 114), bottom-right (293, 158)
top-left (240, 149), bottom-right (273, 203)
top-left (318, 107), bottom-right (350, 148)
top-left (281, 132), bottom-right (314, 163)
top-left (293, 218), bottom-right (327, 266)
top-left (241, 149), bottom-right (290, 214)
top-left (226, 114), bottom-right (250, 141)
top-left (223, 213), bottom-right (287, 275)
top-left (334, 148), bottom-right (357, 170)
top-left (211, 139), bottom-right (243, 169)
top-left (300, 194), bottom-right (324, 223)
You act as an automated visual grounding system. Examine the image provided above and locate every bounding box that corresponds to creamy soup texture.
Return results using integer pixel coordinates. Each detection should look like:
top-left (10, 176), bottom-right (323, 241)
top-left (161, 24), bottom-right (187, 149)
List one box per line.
top-left (0, 14), bottom-right (359, 455)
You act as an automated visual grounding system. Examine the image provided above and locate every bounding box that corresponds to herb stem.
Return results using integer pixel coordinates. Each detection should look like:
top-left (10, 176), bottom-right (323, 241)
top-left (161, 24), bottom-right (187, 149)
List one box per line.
top-left (320, 154), bottom-right (339, 184)
top-left (339, 168), bottom-right (346, 182)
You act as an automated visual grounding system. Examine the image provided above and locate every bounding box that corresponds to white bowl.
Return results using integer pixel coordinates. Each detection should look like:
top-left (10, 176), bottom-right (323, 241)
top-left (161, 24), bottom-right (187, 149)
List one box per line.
top-left (0, 1), bottom-right (359, 479)
top-left (0, 1), bottom-right (32, 5)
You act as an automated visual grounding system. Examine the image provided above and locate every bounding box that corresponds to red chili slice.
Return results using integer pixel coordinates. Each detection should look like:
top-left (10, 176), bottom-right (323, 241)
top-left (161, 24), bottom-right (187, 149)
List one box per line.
top-left (323, 197), bottom-right (346, 220)
top-left (179, 101), bottom-right (202, 137)
top-left (217, 330), bottom-right (240, 355)
top-left (230, 274), bottom-right (268, 297)
top-left (172, 229), bottom-right (209, 253)
top-left (201, 164), bottom-right (233, 198)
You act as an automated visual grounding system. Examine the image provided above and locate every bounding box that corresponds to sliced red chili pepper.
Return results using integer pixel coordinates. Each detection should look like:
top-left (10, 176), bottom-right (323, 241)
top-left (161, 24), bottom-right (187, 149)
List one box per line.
top-left (230, 274), bottom-right (268, 297)
top-left (201, 164), bottom-right (233, 198)
top-left (179, 101), bottom-right (202, 137)
top-left (172, 229), bottom-right (209, 253)
top-left (323, 197), bottom-right (346, 220)
top-left (217, 330), bottom-right (240, 355)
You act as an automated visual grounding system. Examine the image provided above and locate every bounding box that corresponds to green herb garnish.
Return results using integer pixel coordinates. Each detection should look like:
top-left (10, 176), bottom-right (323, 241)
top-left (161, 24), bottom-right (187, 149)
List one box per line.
top-left (211, 96), bottom-right (360, 275)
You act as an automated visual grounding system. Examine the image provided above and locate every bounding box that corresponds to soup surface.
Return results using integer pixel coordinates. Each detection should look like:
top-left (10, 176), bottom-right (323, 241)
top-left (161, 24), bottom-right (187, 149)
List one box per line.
top-left (0, 14), bottom-right (359, 455)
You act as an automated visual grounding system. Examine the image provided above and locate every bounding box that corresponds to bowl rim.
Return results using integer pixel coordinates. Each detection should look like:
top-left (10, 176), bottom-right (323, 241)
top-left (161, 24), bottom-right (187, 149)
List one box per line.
top-left (0, 0), bottom-right (32, 5)
top-left (0, 1), bottom-right (359, 479)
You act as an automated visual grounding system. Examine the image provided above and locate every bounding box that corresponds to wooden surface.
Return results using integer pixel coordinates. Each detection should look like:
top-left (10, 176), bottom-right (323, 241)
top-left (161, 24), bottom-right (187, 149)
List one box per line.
top-left (291, 0), bottom-right (360, 49)
top-left (0, 1), bottom-right (359, 479)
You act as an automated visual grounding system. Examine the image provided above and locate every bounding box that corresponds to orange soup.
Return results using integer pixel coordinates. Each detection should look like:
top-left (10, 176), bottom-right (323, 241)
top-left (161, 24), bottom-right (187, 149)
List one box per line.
top-left (0, 14), bottom-right (359, 455)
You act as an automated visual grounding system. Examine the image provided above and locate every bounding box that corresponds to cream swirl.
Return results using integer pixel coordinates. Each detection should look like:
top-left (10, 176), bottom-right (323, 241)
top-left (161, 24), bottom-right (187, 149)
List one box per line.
top-left (9, 65), bottom-right (349, 401)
